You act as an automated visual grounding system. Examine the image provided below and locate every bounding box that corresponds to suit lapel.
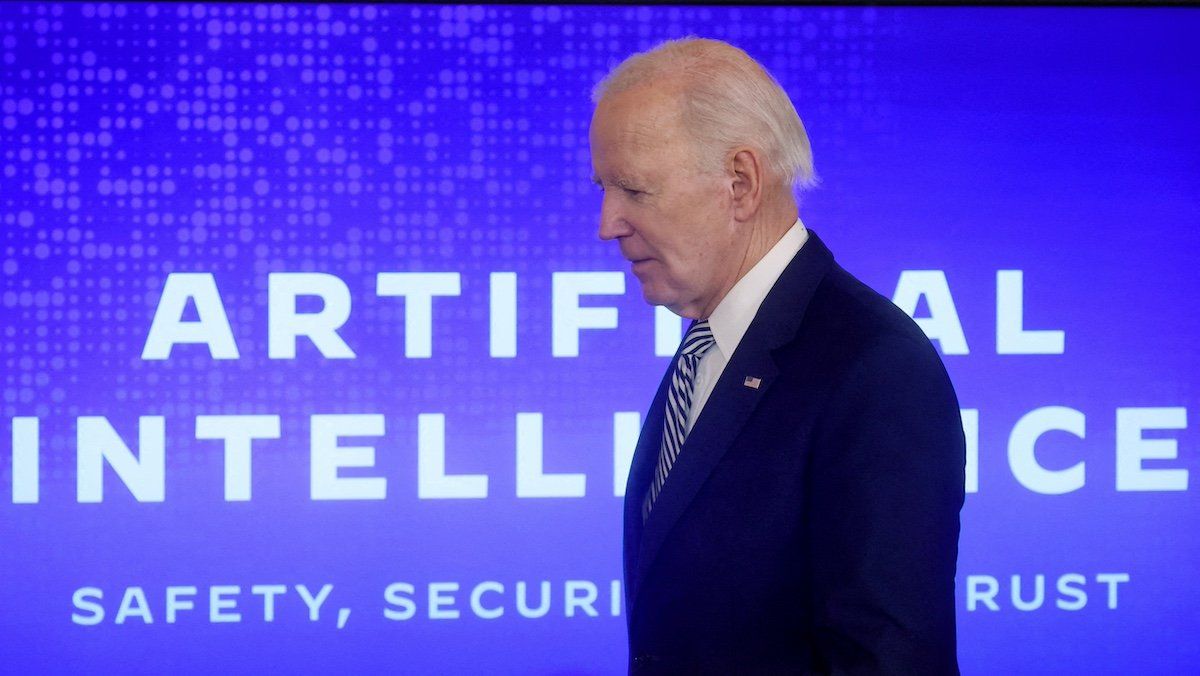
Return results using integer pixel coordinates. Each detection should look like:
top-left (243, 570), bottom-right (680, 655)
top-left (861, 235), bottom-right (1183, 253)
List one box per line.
top-left (623, 352), bottom-right (675, 607)
top-left (627, 229), bottom-right (836, 614)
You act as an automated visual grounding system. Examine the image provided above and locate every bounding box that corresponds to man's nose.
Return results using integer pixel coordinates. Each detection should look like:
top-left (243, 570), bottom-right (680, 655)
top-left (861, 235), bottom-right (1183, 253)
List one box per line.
top-left (597, 194), bottom-right (632, 241)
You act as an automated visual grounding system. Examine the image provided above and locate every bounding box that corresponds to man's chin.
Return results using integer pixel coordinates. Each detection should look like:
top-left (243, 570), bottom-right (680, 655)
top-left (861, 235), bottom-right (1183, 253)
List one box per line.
top-left (638, 287), bottom-right (690, 318)
top-left (636, 282), bottom-right (665, 305)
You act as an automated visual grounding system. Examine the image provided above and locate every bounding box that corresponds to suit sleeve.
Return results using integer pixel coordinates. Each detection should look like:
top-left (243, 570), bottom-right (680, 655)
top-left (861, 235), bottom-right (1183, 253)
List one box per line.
top-left (804, 336), bottom-right (966, 675)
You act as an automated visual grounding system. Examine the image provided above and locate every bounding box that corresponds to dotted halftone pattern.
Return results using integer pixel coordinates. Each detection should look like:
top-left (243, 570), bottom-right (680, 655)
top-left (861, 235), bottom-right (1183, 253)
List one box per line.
top-left (0, 3), bottom-right (884, 494)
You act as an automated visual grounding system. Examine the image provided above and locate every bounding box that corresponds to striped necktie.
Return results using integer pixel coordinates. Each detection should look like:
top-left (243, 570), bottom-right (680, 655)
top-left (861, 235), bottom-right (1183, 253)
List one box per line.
top-left (643, 319), bottom-right (716, 522)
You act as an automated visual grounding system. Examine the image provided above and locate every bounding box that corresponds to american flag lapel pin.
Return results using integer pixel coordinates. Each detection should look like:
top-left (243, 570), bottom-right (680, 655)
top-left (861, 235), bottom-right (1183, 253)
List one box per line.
top-left (743, 376), bottom-right (762, 389)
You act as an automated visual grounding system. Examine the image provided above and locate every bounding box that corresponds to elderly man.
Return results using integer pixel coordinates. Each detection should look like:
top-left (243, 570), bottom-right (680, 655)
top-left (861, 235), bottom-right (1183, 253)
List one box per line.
top-left (589, 39), bottom-right (965, 673)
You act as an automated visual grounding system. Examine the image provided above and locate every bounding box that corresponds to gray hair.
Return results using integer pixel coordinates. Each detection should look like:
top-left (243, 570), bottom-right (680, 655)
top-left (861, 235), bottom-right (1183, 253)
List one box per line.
top-left (592, 37), bottom-right (816, 189)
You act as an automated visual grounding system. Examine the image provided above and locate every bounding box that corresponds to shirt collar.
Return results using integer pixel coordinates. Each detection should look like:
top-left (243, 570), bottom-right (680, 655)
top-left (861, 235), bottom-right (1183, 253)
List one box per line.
top-left (707, 218), bottom-right (808, 359)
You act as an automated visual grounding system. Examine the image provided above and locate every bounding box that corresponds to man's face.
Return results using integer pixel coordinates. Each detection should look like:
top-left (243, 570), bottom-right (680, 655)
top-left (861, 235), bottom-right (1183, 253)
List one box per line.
top-left (589, 84), bottom-right (742, 319)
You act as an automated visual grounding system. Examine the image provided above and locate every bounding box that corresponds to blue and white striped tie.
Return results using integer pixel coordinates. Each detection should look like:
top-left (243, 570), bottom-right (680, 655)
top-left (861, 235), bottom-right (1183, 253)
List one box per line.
top-left (643, 319), bottom-right (716, 522)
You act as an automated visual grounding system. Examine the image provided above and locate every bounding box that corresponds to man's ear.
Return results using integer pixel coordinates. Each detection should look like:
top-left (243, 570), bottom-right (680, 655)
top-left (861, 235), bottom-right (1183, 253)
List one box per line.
top-left (729, 147), bottom-right (764, 222)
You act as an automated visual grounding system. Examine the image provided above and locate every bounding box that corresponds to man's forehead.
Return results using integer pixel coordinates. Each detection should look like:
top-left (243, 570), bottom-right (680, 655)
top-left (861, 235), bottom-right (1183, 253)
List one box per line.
top-left (594, 85), bottom-right (684, 148)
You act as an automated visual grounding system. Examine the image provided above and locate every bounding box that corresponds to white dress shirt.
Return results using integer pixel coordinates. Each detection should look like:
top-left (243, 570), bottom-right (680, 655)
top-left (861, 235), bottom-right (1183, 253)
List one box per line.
top-left (684, 218), bottom-right (809, 435)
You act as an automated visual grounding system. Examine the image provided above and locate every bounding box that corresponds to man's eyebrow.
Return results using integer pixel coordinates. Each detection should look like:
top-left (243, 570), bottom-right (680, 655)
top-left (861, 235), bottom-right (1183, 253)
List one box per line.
top-left (592, 172), bottom-right (651, 191)
top-left (591, 173), bottom-right (626, 187)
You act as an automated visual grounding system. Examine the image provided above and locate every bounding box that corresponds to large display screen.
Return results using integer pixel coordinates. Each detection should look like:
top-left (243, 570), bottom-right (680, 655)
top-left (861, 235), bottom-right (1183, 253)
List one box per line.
top-left (2, 4), bottom-right (1197, 673)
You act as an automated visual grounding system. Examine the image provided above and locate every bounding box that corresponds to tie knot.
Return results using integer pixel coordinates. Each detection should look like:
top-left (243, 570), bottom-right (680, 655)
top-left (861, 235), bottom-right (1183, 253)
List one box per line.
top-left (680, 319), bottom-right (716, 358)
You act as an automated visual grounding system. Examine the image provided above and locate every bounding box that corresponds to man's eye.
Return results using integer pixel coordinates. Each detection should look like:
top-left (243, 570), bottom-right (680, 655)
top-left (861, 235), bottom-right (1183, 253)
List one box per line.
top-left (623, 187), bottom-right (644, 197)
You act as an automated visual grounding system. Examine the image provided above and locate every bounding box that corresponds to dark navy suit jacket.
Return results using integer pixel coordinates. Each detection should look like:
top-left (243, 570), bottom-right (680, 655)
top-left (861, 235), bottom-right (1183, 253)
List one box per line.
top-left (623, 230), bottom-right (965, 674)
